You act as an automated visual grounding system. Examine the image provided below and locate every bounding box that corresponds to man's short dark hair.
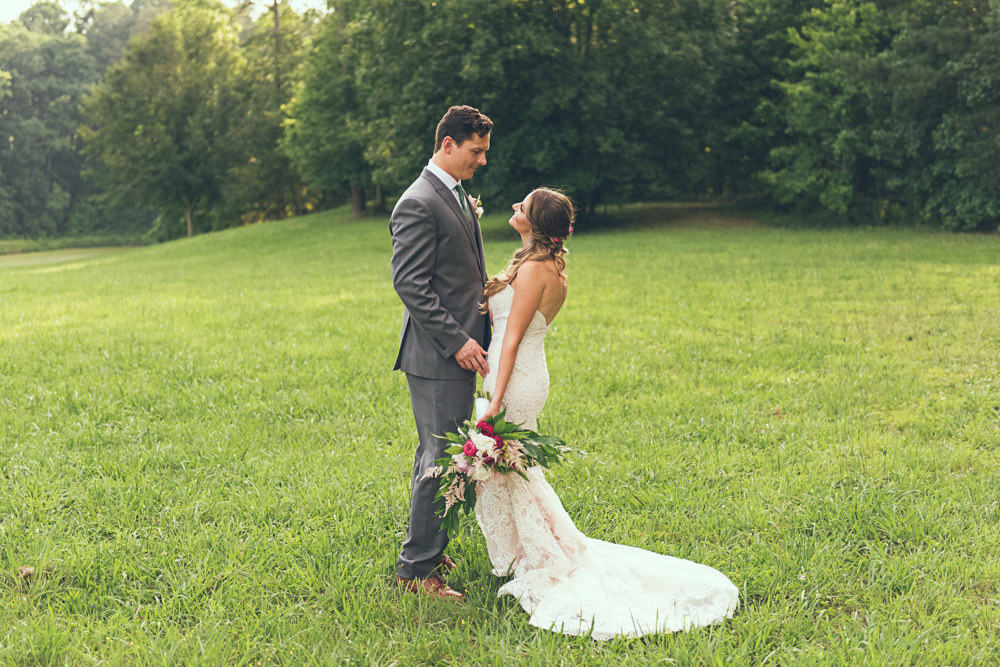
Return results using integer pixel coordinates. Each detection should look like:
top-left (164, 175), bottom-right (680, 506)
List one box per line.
top-left (434, 106), bottom-right (493, 152)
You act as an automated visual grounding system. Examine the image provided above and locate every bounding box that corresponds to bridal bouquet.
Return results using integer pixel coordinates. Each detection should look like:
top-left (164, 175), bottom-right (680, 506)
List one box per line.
top-left (424, 406), bottom-right (571, 539)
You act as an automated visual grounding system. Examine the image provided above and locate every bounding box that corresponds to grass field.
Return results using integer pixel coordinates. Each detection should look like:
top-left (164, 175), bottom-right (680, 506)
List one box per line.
top-left (0, 234), bottom-right (147, 257)
top-left (1, 204), bottom-right (998, 665)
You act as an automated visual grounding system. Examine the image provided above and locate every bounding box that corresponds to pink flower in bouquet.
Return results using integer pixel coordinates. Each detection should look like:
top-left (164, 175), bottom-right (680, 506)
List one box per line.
top-left (443, 476), bottom-right (466, 512)
top-left (451, 453), bottom-right (471, 475)
top-left (505, 440), bottom-right (526, 471)
top-left (484, 456), bottom-right (495, 465)
top-left (464, 440), bottom-right (477, 457)
top-left (477, 422), bottom-right (494, 437)
top-left (493, 435), bottom-right (504, 449)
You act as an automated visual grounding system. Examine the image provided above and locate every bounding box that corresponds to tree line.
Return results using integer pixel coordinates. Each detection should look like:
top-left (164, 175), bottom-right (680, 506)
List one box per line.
top-left (2, 0), bottom-right (997, 240)
top-left (0, 0), bottom-right (173, 237)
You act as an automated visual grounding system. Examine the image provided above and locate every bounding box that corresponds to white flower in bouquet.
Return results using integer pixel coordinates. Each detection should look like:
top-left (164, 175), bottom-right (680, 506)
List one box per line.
top-left (471, 462), bottom-right (492, 482)
top-left (474, 397), bottom-right (491, 421)
top-left (471, 430), bottom-right (497, 457)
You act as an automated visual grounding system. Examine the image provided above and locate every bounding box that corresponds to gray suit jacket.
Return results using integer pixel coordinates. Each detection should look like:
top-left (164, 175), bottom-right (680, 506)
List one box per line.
top-left (390, 168), bottom-right (491, 380)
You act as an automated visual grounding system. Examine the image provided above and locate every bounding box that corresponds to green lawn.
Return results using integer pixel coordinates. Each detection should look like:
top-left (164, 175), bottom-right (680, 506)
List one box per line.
top-left (1, 205), bottom-right (998, 665)
top-left (0, 247), bottom-right (134, 268)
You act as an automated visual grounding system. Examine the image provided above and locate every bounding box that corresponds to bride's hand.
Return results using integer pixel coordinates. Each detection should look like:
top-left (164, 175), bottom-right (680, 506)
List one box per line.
top-left (481, 401), bottom-right (503, 420)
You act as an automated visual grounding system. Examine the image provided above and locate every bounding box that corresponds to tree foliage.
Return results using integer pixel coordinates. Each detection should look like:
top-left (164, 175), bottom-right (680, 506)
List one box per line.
top-left (282, 1), bottom-right (371, 217)
top-left (76, 0), bottom-right (173, 72)
top-left (0, 1), bottom-right (171, 238)
top-left (760, 0), bottom-right (1000, 229)
top-left (229, 1), bottom-right (321, 224)
top-left (290, 0), bottom-right (735, 213)
top-left (4, 0), bottom-right (999, 238)
top-left (278, 0), bottom-right (999, 229)
top-left (758, 1), bottom-right (882, 216)
top-left (80, 0), bottom-right (247, 237)
top-left (19, 1), bottom-right (71, 35)
top-left (0, 23), bottom-right (100, 236)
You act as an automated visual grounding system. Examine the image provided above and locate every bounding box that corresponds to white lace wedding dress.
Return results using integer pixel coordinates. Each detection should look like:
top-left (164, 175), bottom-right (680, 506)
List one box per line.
top-left (477, 284), bottom-right (739, 640)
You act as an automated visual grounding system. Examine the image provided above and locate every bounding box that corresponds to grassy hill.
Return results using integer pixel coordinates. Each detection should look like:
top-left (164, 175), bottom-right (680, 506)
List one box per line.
top-left (1, 205), bottom-right (998, 665)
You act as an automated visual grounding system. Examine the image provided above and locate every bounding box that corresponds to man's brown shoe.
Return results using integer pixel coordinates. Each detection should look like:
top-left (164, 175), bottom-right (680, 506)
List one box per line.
top-left (395, 574), bottom-right (466, 602)
top-left (434, 555), bottom-right (457, 574)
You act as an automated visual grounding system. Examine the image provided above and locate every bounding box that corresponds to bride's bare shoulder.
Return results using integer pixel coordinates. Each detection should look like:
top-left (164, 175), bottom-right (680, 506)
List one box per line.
top-left (521, 258), bottom-right (563, 283)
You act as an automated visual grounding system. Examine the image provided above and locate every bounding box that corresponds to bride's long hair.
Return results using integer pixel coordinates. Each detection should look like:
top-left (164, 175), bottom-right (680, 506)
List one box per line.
top-left (482, 188), bottom-right (575, 309)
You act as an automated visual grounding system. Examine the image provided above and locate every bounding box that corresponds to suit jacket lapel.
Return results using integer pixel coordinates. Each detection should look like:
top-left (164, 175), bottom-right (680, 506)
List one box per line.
top-left (421, 169), bottom-right (484, 277)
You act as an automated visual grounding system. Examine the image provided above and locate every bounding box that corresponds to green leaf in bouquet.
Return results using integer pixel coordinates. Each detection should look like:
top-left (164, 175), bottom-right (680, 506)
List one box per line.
top-left (529, 434), bottom-right (567, 448)
top-left (465, 482), bottom-right (477, 515)
top-left (492, 422), bottom-right (511, 435)
top-left (440, 432), bottom-right (466, 445)
top-left (445, 445), bottom-right (464, 455)
top-left (443, 512), bottom-right (459, 540)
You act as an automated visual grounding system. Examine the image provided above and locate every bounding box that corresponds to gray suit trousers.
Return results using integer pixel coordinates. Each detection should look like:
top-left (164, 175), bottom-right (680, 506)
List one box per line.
top-left (396, 373), bottom-right (476, 579)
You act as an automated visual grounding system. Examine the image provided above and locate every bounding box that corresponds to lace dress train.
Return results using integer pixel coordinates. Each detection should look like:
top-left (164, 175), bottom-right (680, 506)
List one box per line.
top-left (476, 285), bottom-right (739, 640)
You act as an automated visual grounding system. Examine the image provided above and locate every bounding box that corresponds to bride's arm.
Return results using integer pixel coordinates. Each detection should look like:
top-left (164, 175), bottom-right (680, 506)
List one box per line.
top-left (484, 262), bottom-right (546, 419)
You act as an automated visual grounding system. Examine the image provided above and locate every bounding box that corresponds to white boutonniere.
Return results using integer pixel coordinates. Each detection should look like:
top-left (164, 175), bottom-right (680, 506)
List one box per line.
top-left (471, 194), bottom-right (484, 217)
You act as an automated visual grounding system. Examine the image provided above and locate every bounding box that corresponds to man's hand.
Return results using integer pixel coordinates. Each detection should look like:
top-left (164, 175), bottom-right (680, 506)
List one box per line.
top-left (454, 338), bottom-right (490, 377)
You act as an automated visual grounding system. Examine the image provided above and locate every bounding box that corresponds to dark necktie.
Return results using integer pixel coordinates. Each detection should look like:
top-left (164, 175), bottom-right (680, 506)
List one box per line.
top-left (455, 183), bottom-right (472, 222)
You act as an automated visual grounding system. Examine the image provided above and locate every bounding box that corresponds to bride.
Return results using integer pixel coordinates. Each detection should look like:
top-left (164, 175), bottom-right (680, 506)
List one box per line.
top-left (475, 188), bottom-right (739, 640)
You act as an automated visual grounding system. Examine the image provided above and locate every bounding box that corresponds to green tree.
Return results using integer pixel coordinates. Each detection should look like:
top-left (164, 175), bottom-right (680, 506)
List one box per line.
top-left (291, 0), bottom-right (735, 212)
top-left (80, 0), bottom-right (247, 238)
top-left (926, 30), bottom-right (1000, 230)
top-left (18, 1), bottom-right (70, 35)
top-left (228, 1), bottom-right (321, 223)
top-left (708, 0), bottom-right (815, 199)
top-left (757, 0), bottom-right (882, 217)
top-left (0, 21), bottom-right (101, 237)
top-left (282, 1), bottom-right (371, 218)
top-left (862, 0), bottom-right (999, 230)
top-left (73, 0), bottom-right (174, 73)
top-left (752, 0), bottom-right (999, 229)
top-left (0, 69), bottom-right (10, 222)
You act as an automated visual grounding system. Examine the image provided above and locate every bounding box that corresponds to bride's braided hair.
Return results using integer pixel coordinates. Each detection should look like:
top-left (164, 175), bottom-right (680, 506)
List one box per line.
top-left (482, 188), bottom-right (575, 309)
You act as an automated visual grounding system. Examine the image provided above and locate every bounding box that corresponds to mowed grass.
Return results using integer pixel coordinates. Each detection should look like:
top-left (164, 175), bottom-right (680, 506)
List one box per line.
top-left (1, 204), bottom-right (998, 665)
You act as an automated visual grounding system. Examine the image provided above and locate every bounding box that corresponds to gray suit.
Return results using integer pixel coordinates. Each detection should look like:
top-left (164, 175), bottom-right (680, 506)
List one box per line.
top-left (390, 167), bottom-right (491, 579)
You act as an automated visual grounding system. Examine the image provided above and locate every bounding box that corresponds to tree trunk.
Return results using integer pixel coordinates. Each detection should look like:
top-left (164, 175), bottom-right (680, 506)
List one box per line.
top-left (350, 184), bottom-right (366, 218)
top-left (371, 183), bottom-right (387, 215)
top-left (185, 205), bottom-right (194, 237)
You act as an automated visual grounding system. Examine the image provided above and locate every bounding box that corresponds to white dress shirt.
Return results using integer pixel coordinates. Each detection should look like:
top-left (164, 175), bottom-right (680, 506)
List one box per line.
top-left (426, 158), bottom-right (466, 210)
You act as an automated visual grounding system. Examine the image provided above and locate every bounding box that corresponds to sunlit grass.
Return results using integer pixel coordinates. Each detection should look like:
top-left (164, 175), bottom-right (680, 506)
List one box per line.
top-left (1, 205), bottom-right (998, 665)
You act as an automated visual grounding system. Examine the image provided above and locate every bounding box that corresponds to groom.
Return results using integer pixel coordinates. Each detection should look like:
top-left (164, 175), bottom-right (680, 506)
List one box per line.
top-left (390, 105), bottom-right (493, 600)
